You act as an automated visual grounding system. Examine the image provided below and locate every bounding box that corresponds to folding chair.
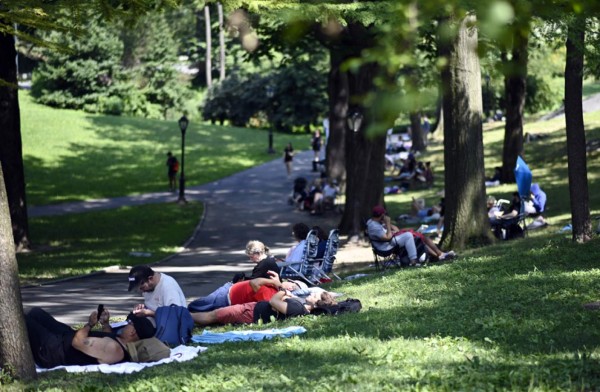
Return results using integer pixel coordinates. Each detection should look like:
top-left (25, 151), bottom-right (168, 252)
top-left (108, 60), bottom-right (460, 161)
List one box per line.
top-left (365, 230), bottom-right (404, 271)
top-left (312, 229), bottom-right (341, 281)
top-left (277, 229), bottom-right (320, 284)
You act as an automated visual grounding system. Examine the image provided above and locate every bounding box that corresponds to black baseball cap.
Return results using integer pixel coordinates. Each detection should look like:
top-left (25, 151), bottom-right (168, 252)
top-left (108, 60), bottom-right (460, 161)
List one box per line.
top-left (128, 265), bottom-right (154, 292)
top-left (126, 312), bottom-right (156, 339)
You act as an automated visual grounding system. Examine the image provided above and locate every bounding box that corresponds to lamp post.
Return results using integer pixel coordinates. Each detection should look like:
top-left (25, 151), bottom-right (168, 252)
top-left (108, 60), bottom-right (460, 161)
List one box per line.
top-left (347, 111), bottom-right (364, 133)
top-left (178, 115), bottom-right (189, 204)
top-left (484, 73), bottom-right (491, 119)
top-left (265, 85), bottom-right (275, 154)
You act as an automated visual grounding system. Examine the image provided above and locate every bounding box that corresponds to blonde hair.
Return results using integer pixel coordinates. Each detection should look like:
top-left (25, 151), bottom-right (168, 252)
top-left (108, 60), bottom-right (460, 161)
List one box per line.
top-left (245, 240), bottom-right (269, 256)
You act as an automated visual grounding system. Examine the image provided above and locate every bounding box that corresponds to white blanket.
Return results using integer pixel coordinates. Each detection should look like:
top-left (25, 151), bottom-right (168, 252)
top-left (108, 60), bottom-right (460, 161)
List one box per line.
top-left (36, 345), bottom-right (206, 374)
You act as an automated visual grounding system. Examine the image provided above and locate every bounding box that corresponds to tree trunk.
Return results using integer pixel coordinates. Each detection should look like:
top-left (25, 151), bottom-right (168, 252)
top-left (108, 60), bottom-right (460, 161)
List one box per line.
top-left (217, 2), bottom-right (225, 81)
top-left (409, 111), bottom-right (425, 151)
top-left (0, 29), bottom-right (30, 252)
top-left (204, 5), bottom-right (212, 87)
top-left (338, 61), bottom-right (385, 237)
top-left (564, 16), bottom-right (592, 243)
top-left (0, 165), bottom-right (37, 380)
top-left (438, 14), bottom-right (493, 250)
top-left (325, 48), bottom-right (349, 185)
top-left (501, 28), bottom-right (528, 184)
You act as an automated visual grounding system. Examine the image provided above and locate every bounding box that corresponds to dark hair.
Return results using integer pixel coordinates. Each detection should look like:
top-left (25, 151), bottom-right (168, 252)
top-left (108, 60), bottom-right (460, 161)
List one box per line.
top-left (292, 223), bottom-right (310, 241)
top-left (311, 226), bottom-right (327, 241)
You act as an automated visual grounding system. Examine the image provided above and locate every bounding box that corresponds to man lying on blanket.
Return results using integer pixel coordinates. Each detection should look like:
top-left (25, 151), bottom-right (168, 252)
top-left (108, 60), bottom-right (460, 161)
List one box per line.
top-left (191, 289), bottom-right (337, 326)
top-left (25, 307), bottom-right (170, 368)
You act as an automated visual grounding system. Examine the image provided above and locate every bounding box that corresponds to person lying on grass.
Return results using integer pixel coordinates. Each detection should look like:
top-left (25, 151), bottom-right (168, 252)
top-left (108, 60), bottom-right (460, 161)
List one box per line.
top-left (188, 271), bottom-right (299, 313)
top-left (190, 289), bottom-right (337, 326)
top-left (25, 307), bottom-right (169, 368)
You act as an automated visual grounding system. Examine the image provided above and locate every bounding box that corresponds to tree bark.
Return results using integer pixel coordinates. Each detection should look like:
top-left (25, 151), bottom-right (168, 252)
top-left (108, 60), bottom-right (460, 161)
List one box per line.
top-left (0, 28), bottom-right (30, 252)
top-left (338, 60), bottom-right (385, 237)
top-left (564, 16), bottom-right (592, 243)
top-left (325, 48), bottom-right (349, 185)
top-left (409, 111), bottom-right (425, 151)
top-left (204, 5), bottom-right (212, 87)
top-left (217, 2), bottom-right (226, 81)
top-left (501, 28), bottom-right (528, 184)
top-left (0, 164), bottom-right (37, 380)
top-left (438, 14), bottom-right (493, 250)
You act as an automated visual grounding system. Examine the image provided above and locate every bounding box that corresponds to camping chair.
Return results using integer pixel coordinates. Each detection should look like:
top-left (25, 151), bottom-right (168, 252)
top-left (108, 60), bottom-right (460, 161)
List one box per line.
top-left (312, 229), bottom-right (341, 282)
top-left (277, 229), bottom-right (320, 285)
top-left (365, 229), bottom-right (405, 271)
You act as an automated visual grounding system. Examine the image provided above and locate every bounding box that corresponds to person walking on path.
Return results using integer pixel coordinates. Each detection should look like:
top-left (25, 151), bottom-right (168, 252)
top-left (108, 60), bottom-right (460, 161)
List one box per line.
top-left (311, 130), bottom-right (322, 172)
top-left (283, 142), bottom-right (294, 177)
top-left (166, 151), bottom-right (179, 192)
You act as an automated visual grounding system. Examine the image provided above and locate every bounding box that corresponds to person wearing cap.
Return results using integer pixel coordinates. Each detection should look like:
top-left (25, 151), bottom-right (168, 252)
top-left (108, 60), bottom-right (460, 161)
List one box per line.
top-left (24, 306), bottom-right (168, 368)
top-left (366, 205), bottom-right (419, 266)
top-left (128, 265), bottom-right (186, 318)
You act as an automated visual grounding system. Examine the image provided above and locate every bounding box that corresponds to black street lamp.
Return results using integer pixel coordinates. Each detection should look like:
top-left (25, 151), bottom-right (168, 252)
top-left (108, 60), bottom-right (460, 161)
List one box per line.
top-left (484, 73), bottom-right (491, 118)
top-left (178, 115), bottom-right (189, 204)
top-left (265, 85), bottom-right (275, 154)
top-left (347, 111), bottom-right (364, 133)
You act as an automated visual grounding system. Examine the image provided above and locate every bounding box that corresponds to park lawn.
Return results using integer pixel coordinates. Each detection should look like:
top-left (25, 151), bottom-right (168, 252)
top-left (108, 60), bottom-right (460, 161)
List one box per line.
top-left (382, 110), bottom-right (600, 228)
top-left (17, 202), bottom-right (203, 285)
top-left (21, 234), bottom-right (600, 391)
top-left (19, 91), bottom-right (309, 206)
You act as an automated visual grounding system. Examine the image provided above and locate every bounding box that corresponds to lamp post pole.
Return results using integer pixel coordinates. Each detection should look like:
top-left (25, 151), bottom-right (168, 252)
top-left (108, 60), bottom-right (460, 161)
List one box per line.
top-left (178, 115), bottom-right (189, 204)
top-left (266, 85), bottom-right (275, 154)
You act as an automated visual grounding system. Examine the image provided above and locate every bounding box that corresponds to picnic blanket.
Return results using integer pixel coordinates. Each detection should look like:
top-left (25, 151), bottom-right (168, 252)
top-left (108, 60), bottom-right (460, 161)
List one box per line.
top-left (36, 345), bottom-right (206, 374)
top-left (191, 326), bottom-right (306, 344)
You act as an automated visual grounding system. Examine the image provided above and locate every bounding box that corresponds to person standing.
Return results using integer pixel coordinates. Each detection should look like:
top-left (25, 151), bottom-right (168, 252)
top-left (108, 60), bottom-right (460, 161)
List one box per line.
top-left (421, 115), bottom-right (431, 146)
top-left (283, 142), bottom-right (294, 177)
top-left (166, 152), bottom-right (179, 192)
top-left (311, 130), bottom-right (322, 172)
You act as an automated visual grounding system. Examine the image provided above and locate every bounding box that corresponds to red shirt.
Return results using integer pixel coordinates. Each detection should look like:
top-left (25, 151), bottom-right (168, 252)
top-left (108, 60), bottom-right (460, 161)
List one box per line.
top-left (229, 281), bottom-right (278, 305)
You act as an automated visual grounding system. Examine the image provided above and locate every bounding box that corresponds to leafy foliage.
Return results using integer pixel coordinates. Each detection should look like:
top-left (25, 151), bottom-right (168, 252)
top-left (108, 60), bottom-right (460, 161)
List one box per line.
top-left (30, 10), bottom-right (190, 119)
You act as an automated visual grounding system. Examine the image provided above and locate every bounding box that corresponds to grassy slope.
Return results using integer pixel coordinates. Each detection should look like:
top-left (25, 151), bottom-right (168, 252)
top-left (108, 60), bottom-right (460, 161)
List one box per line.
top-left (20, 91), bottom-right (308, 206)
top-left (15, 89), bottom-right (600, 391)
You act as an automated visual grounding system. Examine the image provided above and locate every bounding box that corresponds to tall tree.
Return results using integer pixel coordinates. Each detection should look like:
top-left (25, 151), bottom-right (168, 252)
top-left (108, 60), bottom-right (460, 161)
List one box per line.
top-left (0, 27), bottom-right (30, 252)
top-left (500, 16), bottom-right (529, 184)
top-left (439, 13), bottom-right (494, 250)
top-left (205, 5), bottom-right (213, 87)
top-left (0, 29), bottom-right (36, 380)
top-left (564, 14), bottom-right (592, 242)
top-left (218, 2), bottom-right (226, 80)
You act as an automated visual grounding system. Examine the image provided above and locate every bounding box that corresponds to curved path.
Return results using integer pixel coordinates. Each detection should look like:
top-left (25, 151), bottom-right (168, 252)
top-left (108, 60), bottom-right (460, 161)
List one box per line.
top-left (22, 151), bottom-right (371, 324)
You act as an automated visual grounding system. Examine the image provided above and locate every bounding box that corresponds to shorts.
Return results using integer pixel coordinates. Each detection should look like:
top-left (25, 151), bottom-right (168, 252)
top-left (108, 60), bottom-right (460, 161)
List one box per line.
top-left (215, 303), bottom-right (257, 325)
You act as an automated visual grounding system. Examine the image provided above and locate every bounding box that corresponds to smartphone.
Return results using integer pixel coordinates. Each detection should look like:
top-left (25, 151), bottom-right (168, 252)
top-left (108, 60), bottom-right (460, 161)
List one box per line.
top-left (97, 304), bottom-right (104, 320)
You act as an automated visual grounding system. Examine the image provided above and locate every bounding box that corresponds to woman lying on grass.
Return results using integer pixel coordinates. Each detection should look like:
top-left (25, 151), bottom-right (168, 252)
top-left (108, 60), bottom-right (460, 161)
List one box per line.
top-left (191, 289), bottom-right (337, 326)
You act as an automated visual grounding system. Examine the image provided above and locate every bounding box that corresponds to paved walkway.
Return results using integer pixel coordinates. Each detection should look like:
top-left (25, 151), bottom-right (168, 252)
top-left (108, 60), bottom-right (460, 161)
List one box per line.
top-left (22, 150), bottom-right (373, 324)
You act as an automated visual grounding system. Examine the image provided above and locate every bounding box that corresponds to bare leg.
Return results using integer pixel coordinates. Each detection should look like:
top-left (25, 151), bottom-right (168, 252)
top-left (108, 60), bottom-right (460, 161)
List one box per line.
top-left (191, 310), bottom-right (218, 326)
top-left (421, 236), bottom-right (443, 258)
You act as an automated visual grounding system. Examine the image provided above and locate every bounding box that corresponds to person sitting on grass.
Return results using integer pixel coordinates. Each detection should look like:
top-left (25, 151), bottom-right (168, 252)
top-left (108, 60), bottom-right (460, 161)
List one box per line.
top-left (25, 306), bottom-right (169, 368)
top-left (397, 228), bottom-right (455, 261)
top-left (190, 289), bottom-right (337, 326)
top-left (232, 240), bottom-right (281, 283)
top-left (127, 265), bottom-right (187, 319)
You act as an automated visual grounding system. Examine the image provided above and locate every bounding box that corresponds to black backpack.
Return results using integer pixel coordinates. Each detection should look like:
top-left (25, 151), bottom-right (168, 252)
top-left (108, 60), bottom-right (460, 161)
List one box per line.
top-left (313, 298), bottom-right (362, 316)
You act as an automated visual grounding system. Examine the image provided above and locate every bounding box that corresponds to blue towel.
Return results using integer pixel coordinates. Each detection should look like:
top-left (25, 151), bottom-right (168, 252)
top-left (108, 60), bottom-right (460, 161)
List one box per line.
top-left (191, 326), bottom-right (307, 344)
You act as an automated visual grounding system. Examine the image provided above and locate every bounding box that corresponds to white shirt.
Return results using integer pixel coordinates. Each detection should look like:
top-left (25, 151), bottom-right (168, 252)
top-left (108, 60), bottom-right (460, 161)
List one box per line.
top-left (142, 273), bottom-right (186, 311)
top-left (366, 219), bottom-right (393, 252)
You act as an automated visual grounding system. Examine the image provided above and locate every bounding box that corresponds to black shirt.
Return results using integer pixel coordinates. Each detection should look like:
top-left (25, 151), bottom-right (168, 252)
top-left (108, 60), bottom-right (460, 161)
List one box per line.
top-left (249, 256), bottom-right (281, 279)
top-left (253, 298), bottom-right (308, 324)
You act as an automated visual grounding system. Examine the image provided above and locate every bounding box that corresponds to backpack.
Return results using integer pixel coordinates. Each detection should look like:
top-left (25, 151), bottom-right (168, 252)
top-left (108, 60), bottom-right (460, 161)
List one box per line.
top-left (154, 305), bottom-right (194, 346)
top-left (173, 161), bottom-right (180, 172)
top-left (313, 298), bottom-right (362, 316)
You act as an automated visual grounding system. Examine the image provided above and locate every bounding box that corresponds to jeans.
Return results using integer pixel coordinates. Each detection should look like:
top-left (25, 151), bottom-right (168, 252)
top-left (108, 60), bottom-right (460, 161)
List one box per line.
top-left (188, 282), bottom-right (232, 312)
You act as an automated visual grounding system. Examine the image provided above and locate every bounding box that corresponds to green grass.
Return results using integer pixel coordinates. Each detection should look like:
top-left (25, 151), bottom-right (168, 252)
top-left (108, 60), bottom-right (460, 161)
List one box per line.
top-left (20, 235), bottom-right (600, 391)
top-left (382, 110), bottom-right (600, 227)
top-left (20, 91), bottom-right (309, 206)
top-left (17, 202), bottom-right (203, 285)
